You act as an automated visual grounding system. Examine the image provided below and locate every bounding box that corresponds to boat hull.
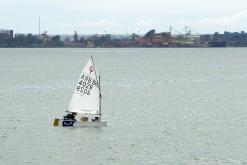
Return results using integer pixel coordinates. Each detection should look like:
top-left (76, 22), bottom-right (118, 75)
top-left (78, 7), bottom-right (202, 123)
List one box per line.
top-left (53, 118), bottom-right (107, 127)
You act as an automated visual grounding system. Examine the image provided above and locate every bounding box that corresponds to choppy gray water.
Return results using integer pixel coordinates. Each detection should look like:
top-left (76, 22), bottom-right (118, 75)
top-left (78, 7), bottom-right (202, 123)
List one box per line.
top-left (0, 48), bottom-right (247, 165)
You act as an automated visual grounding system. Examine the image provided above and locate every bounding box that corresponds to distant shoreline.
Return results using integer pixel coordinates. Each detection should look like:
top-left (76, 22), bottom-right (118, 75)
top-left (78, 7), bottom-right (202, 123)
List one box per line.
top-left (1, 29), bottom-right (247, 48)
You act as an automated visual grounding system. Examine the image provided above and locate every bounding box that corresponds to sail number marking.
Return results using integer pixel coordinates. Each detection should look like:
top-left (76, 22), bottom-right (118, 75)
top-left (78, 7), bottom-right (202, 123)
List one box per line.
top-left (76, 74), bottom-right (97, 95)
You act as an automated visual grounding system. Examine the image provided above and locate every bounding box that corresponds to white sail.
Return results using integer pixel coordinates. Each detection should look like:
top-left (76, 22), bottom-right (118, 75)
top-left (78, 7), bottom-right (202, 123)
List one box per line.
top-left (68, 57), bottom-right (100, 114)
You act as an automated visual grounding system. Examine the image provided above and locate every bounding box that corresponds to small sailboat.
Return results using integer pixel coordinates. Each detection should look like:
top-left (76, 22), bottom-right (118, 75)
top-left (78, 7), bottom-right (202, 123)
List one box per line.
top-left (53, 56), bottom-right (107, 127)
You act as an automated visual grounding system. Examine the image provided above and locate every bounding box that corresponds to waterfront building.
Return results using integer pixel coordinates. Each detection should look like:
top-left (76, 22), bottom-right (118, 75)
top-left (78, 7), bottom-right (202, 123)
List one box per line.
top-left (0, 29), bottom-right (13, 39)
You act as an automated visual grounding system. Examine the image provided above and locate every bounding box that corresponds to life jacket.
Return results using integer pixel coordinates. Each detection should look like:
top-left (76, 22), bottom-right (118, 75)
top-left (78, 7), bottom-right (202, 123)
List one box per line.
top-left (64, 114), bottom-right (74, 120)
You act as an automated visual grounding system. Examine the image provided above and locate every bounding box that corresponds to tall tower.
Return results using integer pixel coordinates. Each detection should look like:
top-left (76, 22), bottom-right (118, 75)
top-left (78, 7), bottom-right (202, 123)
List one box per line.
top-left (185, 25), bottom-right (188, 35)
top-left (39, 16), bottom-right (41, 36)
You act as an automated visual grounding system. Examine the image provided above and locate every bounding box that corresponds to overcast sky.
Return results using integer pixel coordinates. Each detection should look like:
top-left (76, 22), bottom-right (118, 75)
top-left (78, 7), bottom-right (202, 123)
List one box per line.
top-left (1, 0), bottom-right (247, 34)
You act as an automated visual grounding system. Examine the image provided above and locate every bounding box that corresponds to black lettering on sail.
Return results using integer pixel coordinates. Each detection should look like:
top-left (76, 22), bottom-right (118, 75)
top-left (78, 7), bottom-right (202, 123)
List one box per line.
top-left (85, 76), bottom-right (88, 81)
top-left (76, 73), bottom-right (97, 96)
top-left (92, 80), bottom-right (96, 86)
top-left (88, 77), bottom-right (92, 83)
top-left (86, 84), bottom-right (90, 89)
top-left (76, 85), bottom-right (84, 95)
top-left (82, 81), bottom-right (86, 87)
top-left (76, 85), bottom-right (80, 92)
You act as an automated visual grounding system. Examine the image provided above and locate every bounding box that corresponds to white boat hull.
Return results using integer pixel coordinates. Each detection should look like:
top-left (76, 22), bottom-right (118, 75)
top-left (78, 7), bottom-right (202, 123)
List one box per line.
top-left (53, 118), bottom-right (107, 127)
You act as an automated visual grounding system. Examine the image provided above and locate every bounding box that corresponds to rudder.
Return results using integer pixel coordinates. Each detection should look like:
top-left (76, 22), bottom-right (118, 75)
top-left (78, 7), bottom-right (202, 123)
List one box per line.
top-left (53, 118), bottom-right (59, 126)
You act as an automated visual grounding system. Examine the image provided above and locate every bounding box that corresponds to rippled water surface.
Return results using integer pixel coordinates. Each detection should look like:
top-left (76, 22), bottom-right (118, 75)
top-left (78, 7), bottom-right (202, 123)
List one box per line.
top-left (0, 48), bottom-right (247, 165)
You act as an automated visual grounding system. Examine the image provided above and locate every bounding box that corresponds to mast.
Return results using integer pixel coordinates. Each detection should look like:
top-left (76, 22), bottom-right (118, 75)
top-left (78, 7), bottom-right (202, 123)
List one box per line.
top-left (38, 16), bottom-right (41, 37)
top-left (90, 56), bottom-right (101, 118)
top-left (99, 75), bottom-right (102, 120)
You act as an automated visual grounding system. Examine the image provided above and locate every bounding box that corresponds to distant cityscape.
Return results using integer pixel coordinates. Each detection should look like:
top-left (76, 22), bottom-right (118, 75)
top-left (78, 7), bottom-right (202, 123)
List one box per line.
top-left (1, 28), bottom-right (247, 48)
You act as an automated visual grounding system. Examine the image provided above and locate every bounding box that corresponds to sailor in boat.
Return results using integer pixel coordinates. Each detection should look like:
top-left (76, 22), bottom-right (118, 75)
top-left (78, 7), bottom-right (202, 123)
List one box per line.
top-left (64, 112), bottom-right (77, 121)
top-left (94, 116), bottom-right (100, 122)
top-left (81, 116), bottom-right (88, 122)
top-left (91, 116), bottom-right (100, 122)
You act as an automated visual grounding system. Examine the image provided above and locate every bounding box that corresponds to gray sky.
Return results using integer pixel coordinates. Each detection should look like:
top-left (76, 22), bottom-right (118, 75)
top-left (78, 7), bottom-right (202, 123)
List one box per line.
top-left (1, 0), bottom-right (247, 34)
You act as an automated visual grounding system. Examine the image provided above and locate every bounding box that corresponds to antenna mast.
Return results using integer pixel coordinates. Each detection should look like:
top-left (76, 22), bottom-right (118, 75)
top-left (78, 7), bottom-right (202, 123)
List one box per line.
top-left (38, 16), bottom-right (41, 37)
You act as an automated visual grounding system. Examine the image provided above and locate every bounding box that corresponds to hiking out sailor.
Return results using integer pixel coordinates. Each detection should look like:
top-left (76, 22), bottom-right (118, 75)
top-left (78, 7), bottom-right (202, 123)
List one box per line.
top-left (94, 116), bottom-right (100, 122)
top-left (64, 112), bottom-right (77, 121)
